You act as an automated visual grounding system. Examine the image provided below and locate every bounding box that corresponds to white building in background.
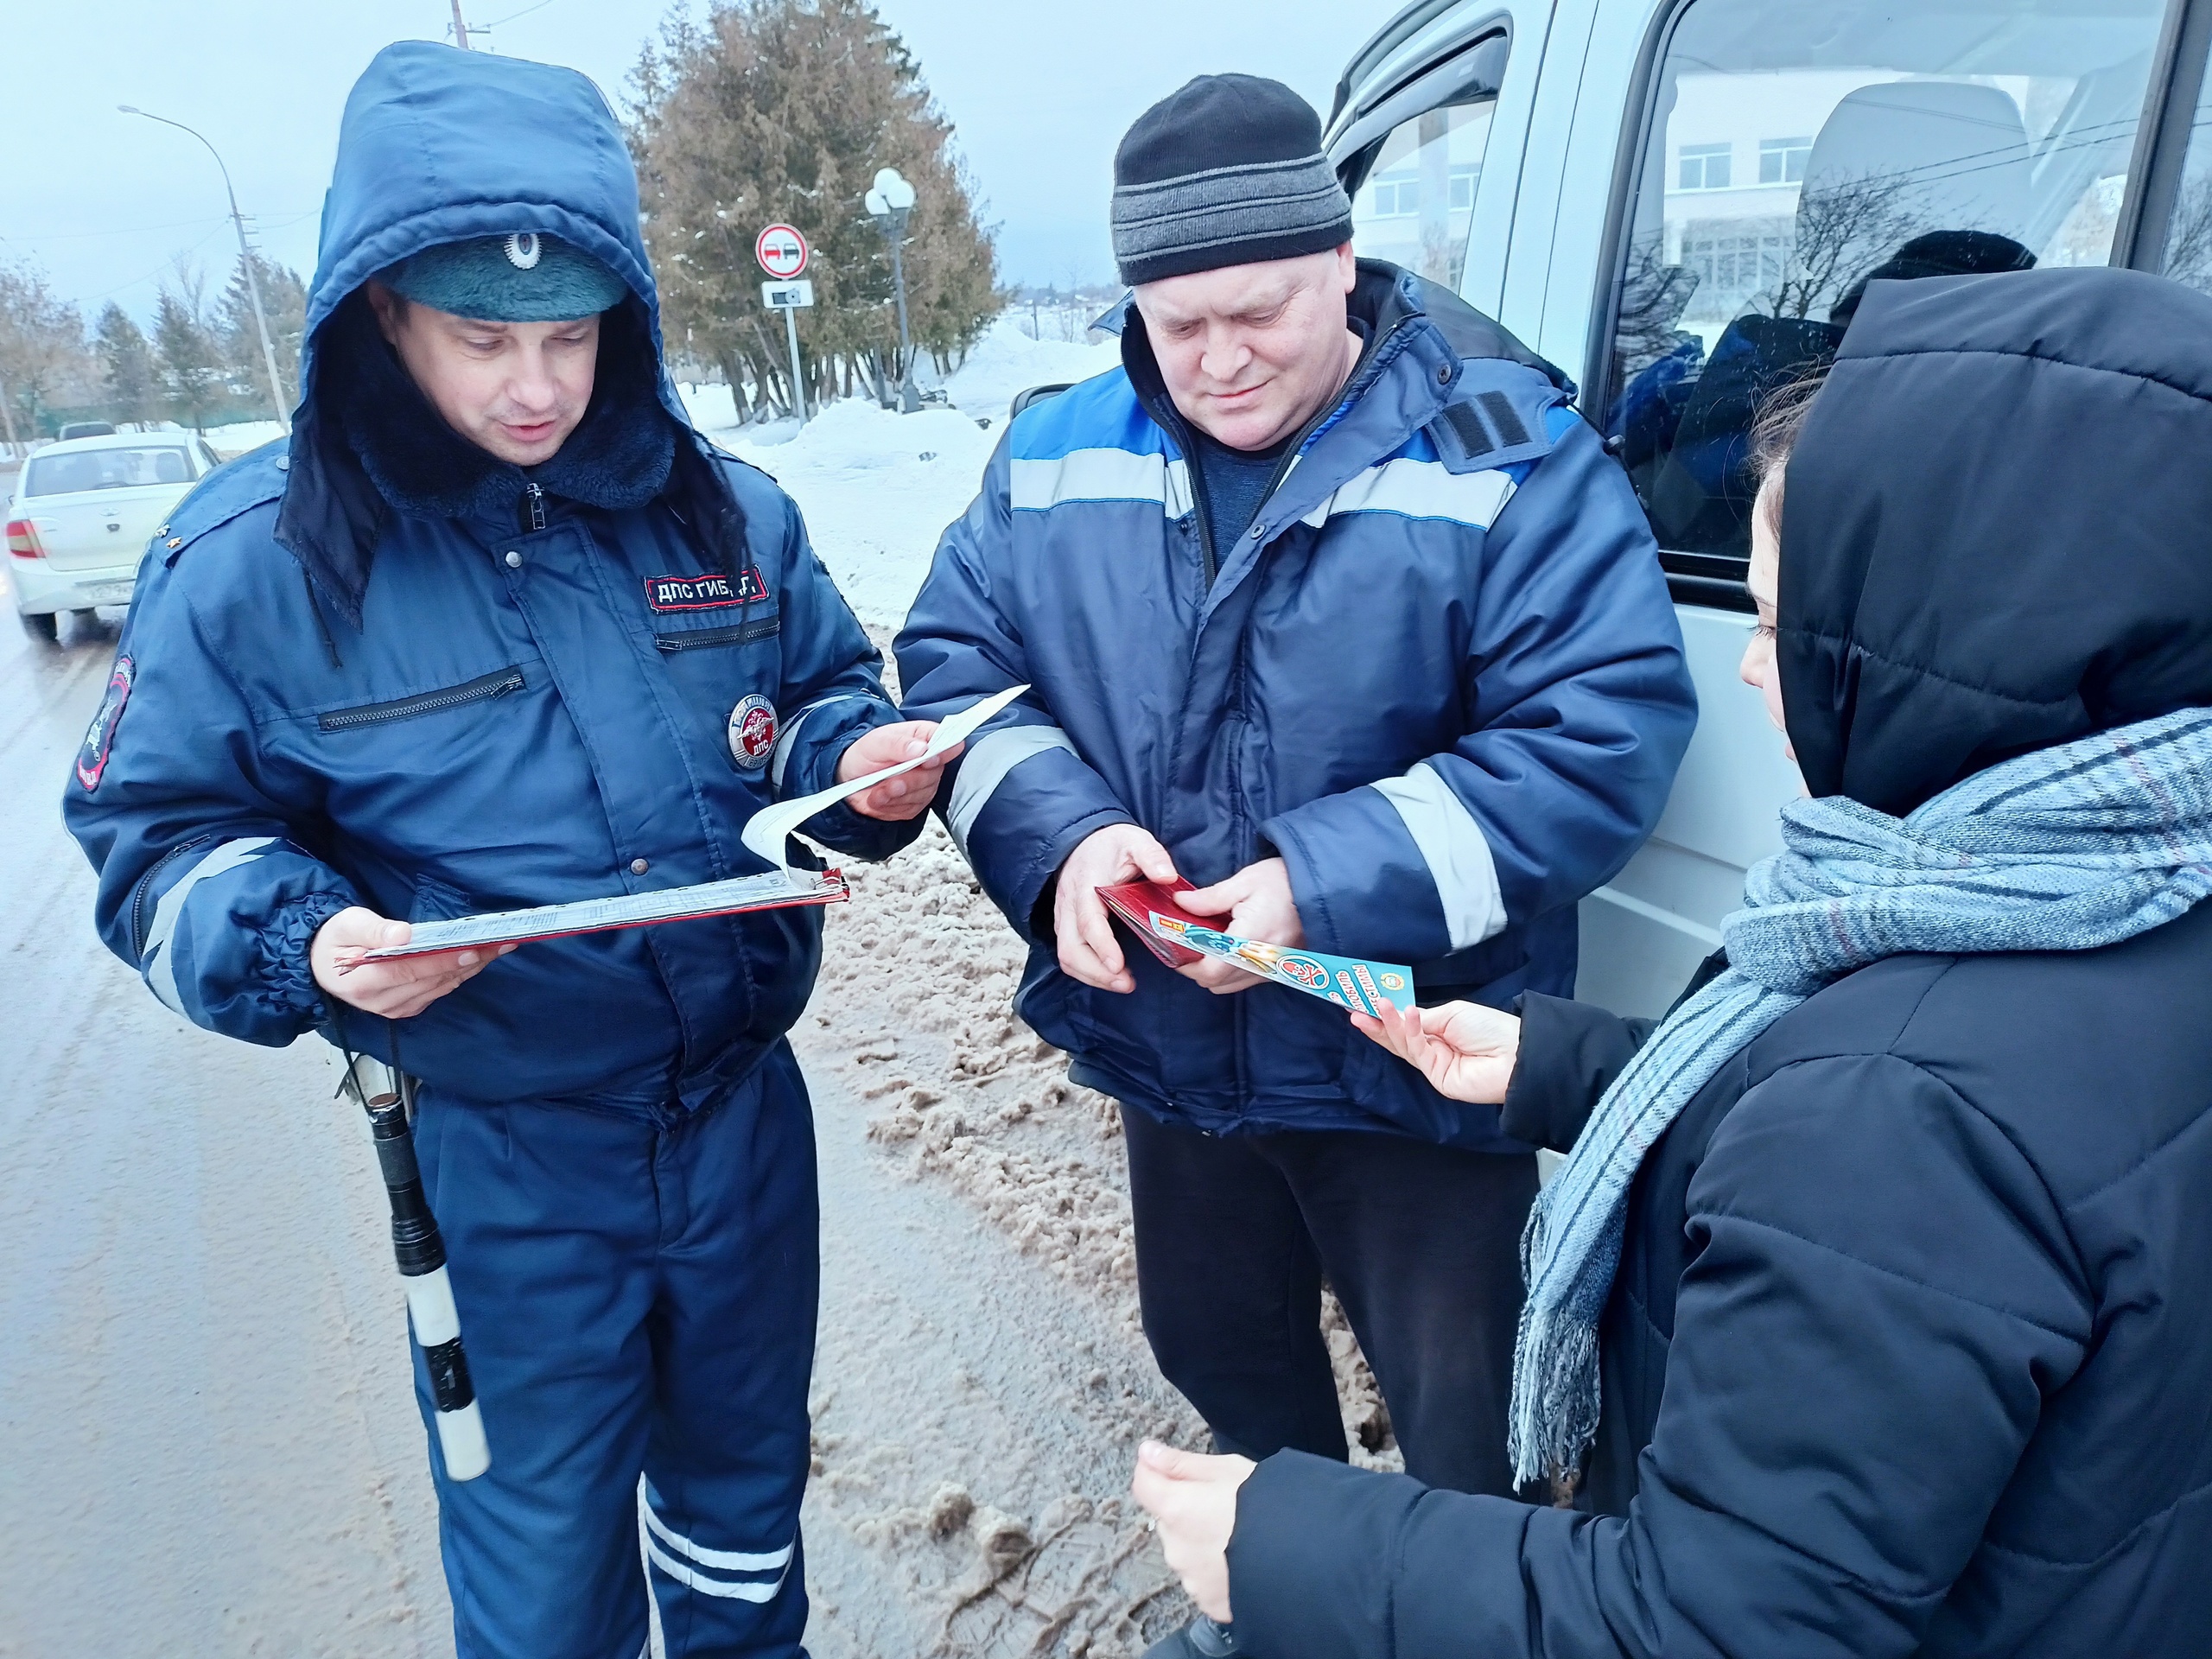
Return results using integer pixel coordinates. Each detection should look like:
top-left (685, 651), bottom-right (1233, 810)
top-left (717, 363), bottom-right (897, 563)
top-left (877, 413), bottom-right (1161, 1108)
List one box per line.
top-left (1654, 69), bottom-right (2122, 341)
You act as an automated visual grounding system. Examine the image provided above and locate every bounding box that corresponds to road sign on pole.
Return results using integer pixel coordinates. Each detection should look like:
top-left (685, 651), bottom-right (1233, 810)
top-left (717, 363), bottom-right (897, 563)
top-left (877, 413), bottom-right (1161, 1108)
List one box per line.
top-left (755, 224), bottom-right (810, 279)
top-left (760, 277), bottom-right (814, 426)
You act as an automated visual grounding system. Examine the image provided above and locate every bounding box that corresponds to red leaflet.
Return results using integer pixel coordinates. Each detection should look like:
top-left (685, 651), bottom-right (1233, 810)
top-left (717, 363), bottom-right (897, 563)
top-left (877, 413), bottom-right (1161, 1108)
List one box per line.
top-left (1098, 878), bottom-right (1207, 967)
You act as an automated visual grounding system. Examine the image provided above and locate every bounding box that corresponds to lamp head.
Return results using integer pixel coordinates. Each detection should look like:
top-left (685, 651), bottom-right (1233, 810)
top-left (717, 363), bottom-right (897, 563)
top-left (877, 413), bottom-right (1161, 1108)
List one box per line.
top-left (118, 104), bottom-right (140, 114)
top-left (871, 168), bottom-right (917, 211)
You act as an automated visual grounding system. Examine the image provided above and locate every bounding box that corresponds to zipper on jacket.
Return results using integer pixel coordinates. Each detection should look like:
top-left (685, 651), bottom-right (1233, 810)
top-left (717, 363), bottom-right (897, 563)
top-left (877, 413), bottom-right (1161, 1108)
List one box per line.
top-left (1253, 313), bottom-right (1416, 524)
top-left (521, 481), bottom-right (548, 534)
top-left (655, 616), bottom-right (781, 652)
top-left (317, 666), bottom-right (526, 733)
top-left (130, 834), bottom-right (214, 961)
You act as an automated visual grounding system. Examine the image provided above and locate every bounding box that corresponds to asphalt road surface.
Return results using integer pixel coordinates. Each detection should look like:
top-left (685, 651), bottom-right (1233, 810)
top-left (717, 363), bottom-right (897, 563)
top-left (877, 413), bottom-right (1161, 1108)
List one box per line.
top-left (0, 598), bottom-right (1198, 1658)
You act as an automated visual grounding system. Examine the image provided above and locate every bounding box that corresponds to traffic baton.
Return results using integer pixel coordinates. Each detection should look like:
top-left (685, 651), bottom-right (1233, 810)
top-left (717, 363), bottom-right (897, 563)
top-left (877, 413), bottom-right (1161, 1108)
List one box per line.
top-left (343, 1055), bottom-right (492, 1481)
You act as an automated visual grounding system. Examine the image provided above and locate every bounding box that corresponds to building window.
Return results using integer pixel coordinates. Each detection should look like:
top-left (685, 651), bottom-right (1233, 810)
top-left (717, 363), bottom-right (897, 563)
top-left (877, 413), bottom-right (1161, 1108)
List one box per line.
top-left (1369, 175), bottom-right (1417, 216)
top-left (1678, 143), bottom-right (1732, 190)
top-left (1678, 218), bottom-right (1794, 311)
top-left (1759, 136), bottom-right (1812, 185)
top-left (1362, 164), bottom-right (1481, 219)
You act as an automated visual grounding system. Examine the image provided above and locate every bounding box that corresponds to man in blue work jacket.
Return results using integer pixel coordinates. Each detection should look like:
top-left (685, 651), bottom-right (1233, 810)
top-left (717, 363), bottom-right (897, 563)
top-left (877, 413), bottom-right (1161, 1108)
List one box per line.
top-left (898, 74), bottom-right (1696, 1627)
top-left (64, 44), bottom-right (950, 1659)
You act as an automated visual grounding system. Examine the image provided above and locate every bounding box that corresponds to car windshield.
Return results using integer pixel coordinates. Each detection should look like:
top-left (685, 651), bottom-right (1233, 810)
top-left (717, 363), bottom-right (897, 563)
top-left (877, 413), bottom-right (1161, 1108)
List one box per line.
top-left (23, 446), bottom-right (194, 497)
top-left (1601, 0), bottom-right (2166, 568)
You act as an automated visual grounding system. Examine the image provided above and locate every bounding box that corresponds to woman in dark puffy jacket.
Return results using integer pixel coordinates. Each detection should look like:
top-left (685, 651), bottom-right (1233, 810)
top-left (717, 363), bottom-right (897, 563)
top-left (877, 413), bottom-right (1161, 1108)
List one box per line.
top-left (1129, 265), bottom-right (2212, 1657)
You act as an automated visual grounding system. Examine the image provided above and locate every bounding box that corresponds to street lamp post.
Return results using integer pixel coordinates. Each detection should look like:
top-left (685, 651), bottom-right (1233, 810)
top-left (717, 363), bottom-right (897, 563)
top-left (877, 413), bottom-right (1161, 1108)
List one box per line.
top-left (864, 168), bottom-right (922, 414)
top-left (119, 105), bottom-right (290, 432)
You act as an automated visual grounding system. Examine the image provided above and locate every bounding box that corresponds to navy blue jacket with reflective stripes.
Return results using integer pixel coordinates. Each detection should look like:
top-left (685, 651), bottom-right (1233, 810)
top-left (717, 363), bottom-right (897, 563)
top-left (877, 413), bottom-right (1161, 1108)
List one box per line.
top-left (61, 42), bottom-right (911, 1112)
top-left (896, 267), bottom-right (1697, 1147)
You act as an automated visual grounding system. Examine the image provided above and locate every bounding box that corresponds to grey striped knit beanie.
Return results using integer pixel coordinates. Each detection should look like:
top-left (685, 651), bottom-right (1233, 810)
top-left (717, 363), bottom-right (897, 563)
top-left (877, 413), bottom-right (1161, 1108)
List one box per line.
top-left (1112, 75), bottom-right (1354, 286)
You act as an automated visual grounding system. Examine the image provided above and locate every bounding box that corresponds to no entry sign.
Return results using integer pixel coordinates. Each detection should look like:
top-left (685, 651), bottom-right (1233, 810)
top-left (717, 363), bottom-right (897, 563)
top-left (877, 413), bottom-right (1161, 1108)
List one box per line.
top-left (755, 223), bottom-right (810, 279)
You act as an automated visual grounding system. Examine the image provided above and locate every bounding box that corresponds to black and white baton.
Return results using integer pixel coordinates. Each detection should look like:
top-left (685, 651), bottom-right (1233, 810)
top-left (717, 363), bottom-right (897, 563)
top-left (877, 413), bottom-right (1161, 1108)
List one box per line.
top-left (344, 1055), bottom-right (491, 1481)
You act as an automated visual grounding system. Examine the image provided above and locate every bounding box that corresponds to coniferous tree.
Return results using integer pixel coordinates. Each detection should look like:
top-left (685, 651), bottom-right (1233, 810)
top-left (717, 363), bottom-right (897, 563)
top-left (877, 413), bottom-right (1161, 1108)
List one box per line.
top-left (219, 251), bottom-right (308, 415)
top-left (630, 0), bottom-right (1001, 416)
top-left (153, 264), bottom-right (227, 434)
top-left (96, 302), bottom-right (158, 427)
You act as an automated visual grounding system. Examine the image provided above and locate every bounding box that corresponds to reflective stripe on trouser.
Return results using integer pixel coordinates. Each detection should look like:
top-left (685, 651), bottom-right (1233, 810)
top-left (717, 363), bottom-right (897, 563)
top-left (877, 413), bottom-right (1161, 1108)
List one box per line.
top-left (410, 1042), bottom-right (818, 1659)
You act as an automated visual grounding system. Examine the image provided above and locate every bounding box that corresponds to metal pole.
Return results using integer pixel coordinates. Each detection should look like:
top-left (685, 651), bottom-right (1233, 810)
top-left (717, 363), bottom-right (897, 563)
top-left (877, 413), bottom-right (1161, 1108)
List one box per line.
top-left (449, 0), bottom-right (472, 48)
top-left (783, 305), bottom-right (807, 425)
top-left (120, 108), bottom-right (290, 430)
top-left (888, 207), bottom-right (919, 413)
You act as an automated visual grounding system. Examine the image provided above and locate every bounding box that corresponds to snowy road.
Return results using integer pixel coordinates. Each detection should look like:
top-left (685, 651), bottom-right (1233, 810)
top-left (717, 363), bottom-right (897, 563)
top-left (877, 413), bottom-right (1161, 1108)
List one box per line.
top-left (0, 602), bottom-right (1207, 1657)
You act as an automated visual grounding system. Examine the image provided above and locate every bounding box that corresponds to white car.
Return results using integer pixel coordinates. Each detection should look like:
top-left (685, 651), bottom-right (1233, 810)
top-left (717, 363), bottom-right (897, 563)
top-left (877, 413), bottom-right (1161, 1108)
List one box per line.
top-left (5, 430), bottom-right (221, 639)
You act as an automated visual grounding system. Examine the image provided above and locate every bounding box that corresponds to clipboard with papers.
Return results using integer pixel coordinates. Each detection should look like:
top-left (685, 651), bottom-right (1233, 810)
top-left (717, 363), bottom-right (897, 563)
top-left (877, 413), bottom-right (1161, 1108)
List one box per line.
top-left (359, 868), bottom-right (851, 960)
top-left (359, 684), bottom-right (1029, 963)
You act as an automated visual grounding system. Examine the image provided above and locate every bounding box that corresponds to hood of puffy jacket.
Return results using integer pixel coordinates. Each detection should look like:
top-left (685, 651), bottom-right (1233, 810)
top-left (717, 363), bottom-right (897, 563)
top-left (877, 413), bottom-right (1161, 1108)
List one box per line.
top-left (276, 41), bottom-right (727, 625)
top-left (303, 40), bottom-right (664, 410)
top-left (1779, 265), bottom-right (2212, 817)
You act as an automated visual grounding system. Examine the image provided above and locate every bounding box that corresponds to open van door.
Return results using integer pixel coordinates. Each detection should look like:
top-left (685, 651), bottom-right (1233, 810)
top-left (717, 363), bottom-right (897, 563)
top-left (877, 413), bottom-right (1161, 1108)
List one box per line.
top-left (1336, 0), bottom-right (2212, 1018)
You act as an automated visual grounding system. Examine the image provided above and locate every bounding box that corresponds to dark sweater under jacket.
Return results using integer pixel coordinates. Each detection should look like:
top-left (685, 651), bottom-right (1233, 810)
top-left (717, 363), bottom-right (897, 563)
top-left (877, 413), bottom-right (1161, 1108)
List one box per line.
top-left (1220, 268), bottom-right (2212, 1656)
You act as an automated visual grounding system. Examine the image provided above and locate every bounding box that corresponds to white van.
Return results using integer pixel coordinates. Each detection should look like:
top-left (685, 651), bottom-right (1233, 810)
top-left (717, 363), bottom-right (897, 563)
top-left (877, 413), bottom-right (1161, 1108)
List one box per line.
top-left (1325, 0), bottom-right (2209, 1016)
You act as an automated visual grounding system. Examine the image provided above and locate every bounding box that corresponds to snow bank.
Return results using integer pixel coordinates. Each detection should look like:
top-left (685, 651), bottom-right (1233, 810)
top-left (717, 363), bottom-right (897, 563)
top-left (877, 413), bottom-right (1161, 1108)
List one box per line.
top-left (677, 382), bottom-right (741, 430)
top-left (942, 313), bottom-right (1120, 422)
top-left (686, 398), bottom-right (996, 629)
top-left (198, 419), bottom-right (287, 457)
top-left (669, 315), bottom-right (1121, 629)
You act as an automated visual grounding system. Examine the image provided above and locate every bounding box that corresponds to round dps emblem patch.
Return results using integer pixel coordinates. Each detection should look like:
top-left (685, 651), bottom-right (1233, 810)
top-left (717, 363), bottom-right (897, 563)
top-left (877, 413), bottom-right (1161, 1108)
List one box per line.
top-left (728, 694), bottom-right (778, 770)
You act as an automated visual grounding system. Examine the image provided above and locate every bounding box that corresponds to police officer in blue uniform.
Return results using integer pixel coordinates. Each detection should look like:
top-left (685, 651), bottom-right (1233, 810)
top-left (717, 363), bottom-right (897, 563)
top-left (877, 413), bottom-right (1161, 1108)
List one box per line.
top-left (64, 43), bottom-right (950, 1659)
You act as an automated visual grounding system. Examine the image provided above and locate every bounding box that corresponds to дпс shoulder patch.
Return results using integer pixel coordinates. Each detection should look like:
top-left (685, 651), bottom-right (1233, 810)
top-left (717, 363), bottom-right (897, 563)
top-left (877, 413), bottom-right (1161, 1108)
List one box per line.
top-left (77, 656), bottom-right (135, 791)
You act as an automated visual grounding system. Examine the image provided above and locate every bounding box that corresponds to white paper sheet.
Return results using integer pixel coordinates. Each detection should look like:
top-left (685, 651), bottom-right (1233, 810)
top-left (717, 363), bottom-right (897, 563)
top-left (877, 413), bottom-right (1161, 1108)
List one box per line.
top-left (739, 683), bottom-right (1029, 870)
top-left (359, 868), bottom-right (849, 960)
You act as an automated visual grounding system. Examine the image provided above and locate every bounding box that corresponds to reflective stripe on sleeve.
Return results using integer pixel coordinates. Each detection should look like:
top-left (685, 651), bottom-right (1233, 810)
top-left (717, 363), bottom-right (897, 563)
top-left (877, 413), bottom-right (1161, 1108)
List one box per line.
top-left (1370, 763), bottom-right (1506, 951)
top-left (946, 722), bottom-right (1079, 858)
top-left (770, 694), bottom-right (868, 791)
top-left (141, 836), bottom-right (277, 1015)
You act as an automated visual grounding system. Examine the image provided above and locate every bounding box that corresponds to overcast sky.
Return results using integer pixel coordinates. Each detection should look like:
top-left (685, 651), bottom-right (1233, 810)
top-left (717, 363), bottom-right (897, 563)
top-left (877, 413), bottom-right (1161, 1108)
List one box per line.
top-left (3, 0), bottom-right (1379, 323)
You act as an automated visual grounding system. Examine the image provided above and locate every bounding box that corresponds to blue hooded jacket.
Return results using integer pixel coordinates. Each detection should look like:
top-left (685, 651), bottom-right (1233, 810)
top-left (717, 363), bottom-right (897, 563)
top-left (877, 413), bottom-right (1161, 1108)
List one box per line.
top-left (63, 42), bottom-right (912, 1112)
top-left (896, 266), bottom-right (1697, 1148)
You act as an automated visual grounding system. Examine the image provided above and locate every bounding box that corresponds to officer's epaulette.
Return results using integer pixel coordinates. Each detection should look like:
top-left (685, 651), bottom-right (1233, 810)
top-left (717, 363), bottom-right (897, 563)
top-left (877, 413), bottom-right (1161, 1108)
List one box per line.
top-left (152, 440), bottom-right (291, 566)
top-left (1427, 361), bottom-right (1567, 476)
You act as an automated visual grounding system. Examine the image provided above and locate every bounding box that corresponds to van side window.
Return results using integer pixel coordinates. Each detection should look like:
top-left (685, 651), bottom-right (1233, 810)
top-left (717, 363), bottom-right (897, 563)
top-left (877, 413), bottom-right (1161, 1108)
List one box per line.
top-left (1338, 33), bottom-right (1508, 292)
top-left (2154, 29), bottom-right (2212, 291)
top-left (1599, 0), bottom-right (2168, 593)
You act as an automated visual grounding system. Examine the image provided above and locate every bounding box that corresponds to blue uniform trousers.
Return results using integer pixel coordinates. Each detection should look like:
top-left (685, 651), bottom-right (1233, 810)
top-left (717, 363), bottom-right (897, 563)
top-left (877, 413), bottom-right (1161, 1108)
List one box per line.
top-left (410, 1042), bottom-right (817, 1659)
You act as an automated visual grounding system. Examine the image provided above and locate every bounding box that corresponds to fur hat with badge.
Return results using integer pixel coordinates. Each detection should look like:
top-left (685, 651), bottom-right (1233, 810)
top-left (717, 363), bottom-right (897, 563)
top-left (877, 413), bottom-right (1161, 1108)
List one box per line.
top-left (381, 230), bottom-right (629, 322)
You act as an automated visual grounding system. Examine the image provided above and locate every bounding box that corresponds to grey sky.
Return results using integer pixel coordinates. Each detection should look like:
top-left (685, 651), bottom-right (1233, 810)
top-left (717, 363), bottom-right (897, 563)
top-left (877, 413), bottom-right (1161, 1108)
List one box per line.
top-left (4, 0), bottom-right (1379, 322)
